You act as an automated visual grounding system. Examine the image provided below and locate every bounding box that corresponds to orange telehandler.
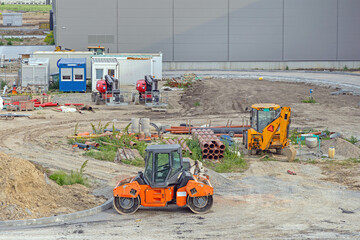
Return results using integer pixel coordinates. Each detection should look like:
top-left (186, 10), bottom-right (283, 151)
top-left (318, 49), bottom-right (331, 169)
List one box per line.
top-left (243, 103), bottom-right (296, 161)
top-left (113, 144), bottom-right (214, 214)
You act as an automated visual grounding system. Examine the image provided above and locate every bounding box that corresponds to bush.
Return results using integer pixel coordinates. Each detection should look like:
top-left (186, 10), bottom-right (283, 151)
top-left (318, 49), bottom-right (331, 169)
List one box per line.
top-left (301, 97), bottom-right (316, 103)
top-left (49, 79), bottom-right (59, 90)
top-left (44, 31), bottom-right (55, 45)
top-left (49, 160), bottom-right (89, 186)
top-left (6, 40), bottom-right (12, 46)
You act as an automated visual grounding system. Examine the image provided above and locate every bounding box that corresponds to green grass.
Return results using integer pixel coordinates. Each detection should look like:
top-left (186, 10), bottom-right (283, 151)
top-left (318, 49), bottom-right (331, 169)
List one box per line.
top-left (185, 139), bottom-right (247, 173)
top-left (348, 158), bottom-right (360, 163)
top-left (345, 136), bottom-right (358, 144)
top-left (84, 145), bottom-right (117, 162)
top-left (79, 123), bottom-right (148, 163)
top-left (210, 145), bottom-right (247, 173)
top-left (4, 37), bottom-right (23, 42)
top-left (194, 101), bottom-right (200, 107)
top-left (49, 160), bottom-right (89, 186)
top-left (121, 158), bottom-right (145, 167)
top-left (260, 155), bottom-right (278, 162)
top-left (0, 4), bottom-right (51, 12)
top-left (184, 139), bottom-right (203, 161)
top-left (301, 97), bottom-right (317, 103)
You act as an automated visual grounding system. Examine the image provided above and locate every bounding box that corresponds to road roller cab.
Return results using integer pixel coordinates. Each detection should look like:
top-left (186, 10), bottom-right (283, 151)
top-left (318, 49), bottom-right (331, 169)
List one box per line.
top-left (113, 144), bottom-right (214, 214)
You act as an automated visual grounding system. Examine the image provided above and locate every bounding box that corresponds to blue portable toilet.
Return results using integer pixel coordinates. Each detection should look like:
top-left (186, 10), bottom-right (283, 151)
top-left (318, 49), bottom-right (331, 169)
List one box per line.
top-left (58, 58), bottom-right (86, 92)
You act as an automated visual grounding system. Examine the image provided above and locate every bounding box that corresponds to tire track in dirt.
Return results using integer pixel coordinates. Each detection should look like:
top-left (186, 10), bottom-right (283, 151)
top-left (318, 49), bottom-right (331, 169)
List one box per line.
top-left (0, 117), bottom-right (137, 183)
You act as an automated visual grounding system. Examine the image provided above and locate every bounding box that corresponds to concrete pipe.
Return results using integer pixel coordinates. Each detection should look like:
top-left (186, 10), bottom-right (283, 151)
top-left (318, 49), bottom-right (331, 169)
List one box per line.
top-left (131, 118), bottom-right (140, 133)
top-left (140, 118), bottom-right (151, 137)
top-left (305, 137), bottom-right (318, 148)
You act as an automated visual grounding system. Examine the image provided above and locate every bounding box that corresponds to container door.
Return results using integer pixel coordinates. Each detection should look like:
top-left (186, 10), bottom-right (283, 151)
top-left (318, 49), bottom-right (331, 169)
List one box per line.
top-left (35, 67), bottom-right (47, 87)
top-left (21, 66), bottom-right (34, 87)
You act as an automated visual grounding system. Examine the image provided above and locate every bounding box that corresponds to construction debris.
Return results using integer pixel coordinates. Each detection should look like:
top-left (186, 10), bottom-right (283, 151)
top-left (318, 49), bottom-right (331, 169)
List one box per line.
top-left (163, 137), bottom-right (192, 155)
top-left (163, 73), bottom-right (202, 88)
top-left (192, 129), bottom-right (226, 161)
top-left (72, 142), bottom-right (97, 151)
top-left (330, 89), bottom-right (353, 95)
top-left (166, 124), bottom-right (249, 135)
top-left (114, 148), bottom-right (142, 162)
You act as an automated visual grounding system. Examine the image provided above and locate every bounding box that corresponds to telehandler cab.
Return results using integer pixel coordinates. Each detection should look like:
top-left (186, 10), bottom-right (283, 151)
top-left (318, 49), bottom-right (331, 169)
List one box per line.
top-left (113, 144), bottom-right (214, 214)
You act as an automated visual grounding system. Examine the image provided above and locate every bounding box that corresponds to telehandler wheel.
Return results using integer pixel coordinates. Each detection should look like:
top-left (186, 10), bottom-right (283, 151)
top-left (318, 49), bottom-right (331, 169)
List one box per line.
top-left (113, 196), bottom-right (140, 215)
top-left (187, 195), bottom-right (213, 214)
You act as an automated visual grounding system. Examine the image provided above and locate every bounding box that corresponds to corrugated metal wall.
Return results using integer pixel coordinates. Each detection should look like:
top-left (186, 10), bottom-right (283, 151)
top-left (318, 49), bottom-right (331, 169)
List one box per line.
top-left (55, 0), bottom-right (360, 61)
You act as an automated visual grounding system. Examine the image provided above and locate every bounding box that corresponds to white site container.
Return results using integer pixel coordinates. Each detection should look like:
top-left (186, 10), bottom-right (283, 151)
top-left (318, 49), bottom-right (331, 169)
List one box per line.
top-left (32, 51), bottom-right (93, 78)
top-left (21, 58), bottom-right (50, 91)
top-left (91, 57), bottom-right (118, 92)
top-left (117, 57), bottom-right (153, 85)
top-left (106, 52), bottom-right (162, 80)
top-left (2, 13), bottom-right (22, 26)
top-left (151, 52), bottom-right (163, 80)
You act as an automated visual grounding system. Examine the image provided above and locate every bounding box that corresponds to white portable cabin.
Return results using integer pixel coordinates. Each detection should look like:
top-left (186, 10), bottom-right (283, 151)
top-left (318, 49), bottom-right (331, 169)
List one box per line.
top-left (106, 52), bottom-right (163, 80)
top-left (117, 57), bottom-right (153, 86)
top-left (21, 58), bottom-right (50, 91)
top-left (91, 53), bottom-right (163, 90)
top-left (2, 13), bottom-right (22, 26)
top-left (91, 57), bottom-right (118, 92)
top-left (32, 51), bottom-right (93, 78)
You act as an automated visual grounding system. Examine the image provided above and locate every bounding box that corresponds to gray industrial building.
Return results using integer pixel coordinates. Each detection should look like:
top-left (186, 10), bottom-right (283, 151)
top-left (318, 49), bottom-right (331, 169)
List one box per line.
top-left (52, 0), bottom-right (360, 69)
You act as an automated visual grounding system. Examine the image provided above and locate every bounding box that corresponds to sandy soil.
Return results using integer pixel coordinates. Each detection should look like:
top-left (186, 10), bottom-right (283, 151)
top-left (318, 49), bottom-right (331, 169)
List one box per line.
top-left (0, 78), bottom-right (359, 238)
top-left (0, 152), bottom-right (105, 221)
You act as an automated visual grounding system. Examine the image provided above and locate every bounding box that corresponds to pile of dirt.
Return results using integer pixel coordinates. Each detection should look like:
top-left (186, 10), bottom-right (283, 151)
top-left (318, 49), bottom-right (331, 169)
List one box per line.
top-left (321, 138), bottom-right (360, 159)
top-left (0, 152), bottom-right (105, 221)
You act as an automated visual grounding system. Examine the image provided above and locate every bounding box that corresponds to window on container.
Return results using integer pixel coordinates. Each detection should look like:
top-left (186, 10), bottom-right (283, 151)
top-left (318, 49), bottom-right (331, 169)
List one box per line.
top-left (61, 68), bottom-right (72, 81)
top-left (108, 69), bottom-right (115, 77)
top-left (75, 74), bottom-right (83, 80)
top-left (73, 68), bottom-right (84, 81)
top-left (96, 69), bottom-right (103, 79)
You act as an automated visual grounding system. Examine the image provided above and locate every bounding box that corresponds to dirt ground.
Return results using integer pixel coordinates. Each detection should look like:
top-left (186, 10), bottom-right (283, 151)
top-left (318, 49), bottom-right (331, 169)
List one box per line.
top-left (0, 152), bottom-right (105, 221)
top-left (181, 78), bottom-right (360, 137)
top-left (0, 11), bottom-right (49, 46)
top-left (0, 77), bottom-right (360, 238)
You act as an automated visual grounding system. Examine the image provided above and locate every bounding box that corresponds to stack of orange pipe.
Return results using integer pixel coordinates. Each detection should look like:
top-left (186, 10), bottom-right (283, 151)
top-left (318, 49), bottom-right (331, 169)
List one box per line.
top-left (166, 125), bottom-right (250, 135)
top-left (192, 129), bottom-right (225, 161)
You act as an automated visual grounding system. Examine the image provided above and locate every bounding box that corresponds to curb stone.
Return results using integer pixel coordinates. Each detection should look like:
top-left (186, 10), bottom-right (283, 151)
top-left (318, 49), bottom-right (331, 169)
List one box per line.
top-left (0, 197), bottom-right (113, 228)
